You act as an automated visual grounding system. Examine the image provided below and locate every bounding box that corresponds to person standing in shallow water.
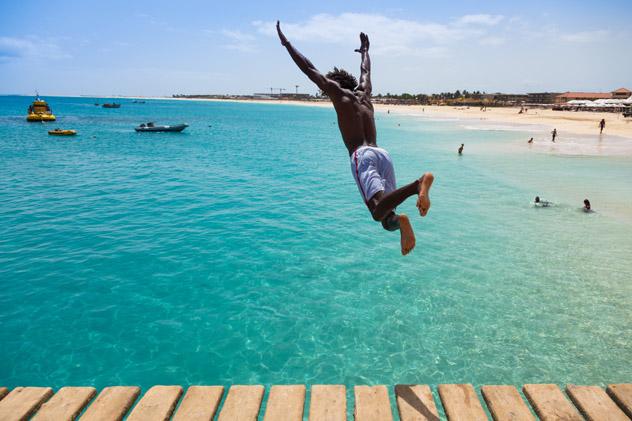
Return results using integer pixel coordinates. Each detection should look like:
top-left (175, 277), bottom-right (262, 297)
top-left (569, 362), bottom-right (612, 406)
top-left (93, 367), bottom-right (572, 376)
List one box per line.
top-left (276, 21), bottom-right (434, 255)
top-left (458, 144), bottom-right (464, 155)
top-left (551, 128), bottom-right (557, 142)
top-left (599, 119), bottom-right (606, 134)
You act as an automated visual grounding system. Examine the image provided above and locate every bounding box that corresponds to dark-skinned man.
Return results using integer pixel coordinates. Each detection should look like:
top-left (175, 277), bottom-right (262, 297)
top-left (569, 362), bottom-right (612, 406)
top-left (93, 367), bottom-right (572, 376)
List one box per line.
top-left (277, 21), bottom-right (434, 255)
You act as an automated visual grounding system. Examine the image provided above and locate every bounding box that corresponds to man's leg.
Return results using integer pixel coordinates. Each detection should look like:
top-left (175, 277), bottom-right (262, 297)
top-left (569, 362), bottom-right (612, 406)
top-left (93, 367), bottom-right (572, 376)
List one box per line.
top-left (367, 172), bottom-right (434, 256)
top-left (369, 172), bottom-right (434, 221)
top-left (375, 209), bottom-right (415, 256)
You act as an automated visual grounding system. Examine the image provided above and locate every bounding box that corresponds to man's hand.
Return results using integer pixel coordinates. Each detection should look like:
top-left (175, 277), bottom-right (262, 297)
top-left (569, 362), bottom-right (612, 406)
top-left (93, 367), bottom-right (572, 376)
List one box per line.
top-left (354, 32), bottom-right (369, 53)
top-left (276, 20), bottom-right (289, 46)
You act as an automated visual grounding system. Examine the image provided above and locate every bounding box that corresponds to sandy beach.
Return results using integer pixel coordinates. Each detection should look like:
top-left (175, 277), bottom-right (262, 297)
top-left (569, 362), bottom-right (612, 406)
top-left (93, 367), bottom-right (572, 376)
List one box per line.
top-left (383, 104), bottom-right (632, 139)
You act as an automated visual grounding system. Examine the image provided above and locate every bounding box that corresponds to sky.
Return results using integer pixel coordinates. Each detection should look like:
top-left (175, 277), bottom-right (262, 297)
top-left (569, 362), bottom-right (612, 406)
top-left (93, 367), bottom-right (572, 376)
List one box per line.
top-left (1, 0), bottom-right (631, 96)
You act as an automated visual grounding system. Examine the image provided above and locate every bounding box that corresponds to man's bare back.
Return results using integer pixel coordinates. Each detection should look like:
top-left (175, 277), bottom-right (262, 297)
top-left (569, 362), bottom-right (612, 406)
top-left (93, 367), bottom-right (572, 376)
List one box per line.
top-left (332, 93), bottom-right (377, 155)
top-left (277, 22), bottom-right (433, 255)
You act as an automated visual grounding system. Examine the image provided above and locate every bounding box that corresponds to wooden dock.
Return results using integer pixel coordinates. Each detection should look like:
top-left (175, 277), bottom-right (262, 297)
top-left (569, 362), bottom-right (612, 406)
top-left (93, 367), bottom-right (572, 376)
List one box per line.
top-left (0, 383), bottom-right (630, 420)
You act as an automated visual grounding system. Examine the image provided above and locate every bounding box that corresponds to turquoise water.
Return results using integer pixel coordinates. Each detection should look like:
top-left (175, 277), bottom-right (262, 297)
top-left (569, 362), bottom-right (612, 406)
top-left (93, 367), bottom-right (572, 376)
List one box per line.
top-left (1, 96), bottom-right (631, 390)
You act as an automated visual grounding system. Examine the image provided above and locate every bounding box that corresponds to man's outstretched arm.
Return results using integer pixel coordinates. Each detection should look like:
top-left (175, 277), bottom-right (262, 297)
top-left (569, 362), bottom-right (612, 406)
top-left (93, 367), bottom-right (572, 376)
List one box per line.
top-left (355, 32), bottom-right (372, 95)
top-left (276, 21), bottom-right (342, 98)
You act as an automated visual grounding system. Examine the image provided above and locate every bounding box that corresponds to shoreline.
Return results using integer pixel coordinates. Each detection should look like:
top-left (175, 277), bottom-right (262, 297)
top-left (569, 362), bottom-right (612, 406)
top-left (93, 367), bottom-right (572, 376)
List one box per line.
top-left (156, 97), bottom-right (632, 156)
top-left (12, 94), bottom-right (632, 155)
top-left (149, 96), bottom-right (632, 139)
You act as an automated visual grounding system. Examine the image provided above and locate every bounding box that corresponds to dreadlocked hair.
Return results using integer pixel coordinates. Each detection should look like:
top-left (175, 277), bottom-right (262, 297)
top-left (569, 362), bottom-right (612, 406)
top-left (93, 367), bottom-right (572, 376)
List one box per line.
top-left (326, 67), bottom-right (358, 91)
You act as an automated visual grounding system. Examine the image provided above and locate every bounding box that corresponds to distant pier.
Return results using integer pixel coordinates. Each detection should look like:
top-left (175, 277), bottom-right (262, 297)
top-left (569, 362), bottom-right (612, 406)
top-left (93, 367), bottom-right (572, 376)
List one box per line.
top-left (0, 383), bottom-right (630, 420)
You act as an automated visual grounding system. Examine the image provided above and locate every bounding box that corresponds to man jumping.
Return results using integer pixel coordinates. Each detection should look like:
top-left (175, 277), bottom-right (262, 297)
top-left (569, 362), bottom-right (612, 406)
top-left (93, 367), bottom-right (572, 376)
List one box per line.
top-left (277, 21), bottom-right (434, 255)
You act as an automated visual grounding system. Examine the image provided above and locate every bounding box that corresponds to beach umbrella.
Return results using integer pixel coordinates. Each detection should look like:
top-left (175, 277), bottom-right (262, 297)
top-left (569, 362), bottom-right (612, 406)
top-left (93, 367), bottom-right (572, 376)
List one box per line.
top-left (567, 100), bottom-right (592, 106)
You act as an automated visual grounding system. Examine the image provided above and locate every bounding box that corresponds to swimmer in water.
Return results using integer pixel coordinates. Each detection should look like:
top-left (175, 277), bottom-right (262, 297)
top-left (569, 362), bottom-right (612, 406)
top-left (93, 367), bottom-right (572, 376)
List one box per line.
top-left (528, 137), bottom-right (533, 144)
top-left (534, 196), bottom-right (551, 207)
top-left (583, 198), bottom-right (592, 212)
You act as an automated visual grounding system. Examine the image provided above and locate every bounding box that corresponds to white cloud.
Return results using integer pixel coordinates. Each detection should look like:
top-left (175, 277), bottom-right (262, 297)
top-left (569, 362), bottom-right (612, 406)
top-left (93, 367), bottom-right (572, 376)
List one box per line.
top-left (0, 36), bottom-right (70, 61)
top-left (254, 13), bottom-right (497, 57)
top-left (456, 14), bottom-right (504, 26)
top-left (218, 30), bottom-right (257, 53)
top-left (561, 30), bottom-right (609, 43)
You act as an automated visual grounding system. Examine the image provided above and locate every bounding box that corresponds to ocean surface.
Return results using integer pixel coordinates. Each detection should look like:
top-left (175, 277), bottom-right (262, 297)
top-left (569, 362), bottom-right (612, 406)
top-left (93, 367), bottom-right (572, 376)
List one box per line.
top-left (1, 96), bottom-right (631, 391)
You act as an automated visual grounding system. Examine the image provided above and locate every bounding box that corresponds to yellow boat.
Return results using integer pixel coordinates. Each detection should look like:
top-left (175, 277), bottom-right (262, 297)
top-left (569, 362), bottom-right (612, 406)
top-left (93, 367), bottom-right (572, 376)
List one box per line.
top-left (48, 129), bottom-right (77, 136)
top-left (27, 95), bottom-right (56, 122)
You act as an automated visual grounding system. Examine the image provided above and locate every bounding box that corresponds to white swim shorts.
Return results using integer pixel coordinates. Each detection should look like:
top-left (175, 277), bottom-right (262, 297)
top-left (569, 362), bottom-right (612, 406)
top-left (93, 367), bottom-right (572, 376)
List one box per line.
top-left (350, 146), bottom-right (397, 203)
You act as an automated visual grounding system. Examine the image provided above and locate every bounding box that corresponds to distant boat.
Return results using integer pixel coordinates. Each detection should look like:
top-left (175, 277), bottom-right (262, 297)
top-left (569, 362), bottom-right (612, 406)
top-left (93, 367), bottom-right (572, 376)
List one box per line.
top-left (48, 129), bottom-right (77, 136)
top-left (133, 100), bottom-right (146, 104)
top-left (135, 122), bottom-right (188, 132)
top-left (27, 94), bottom-right (56, 122)
top-left (102, 103), bottom-right (121, 108)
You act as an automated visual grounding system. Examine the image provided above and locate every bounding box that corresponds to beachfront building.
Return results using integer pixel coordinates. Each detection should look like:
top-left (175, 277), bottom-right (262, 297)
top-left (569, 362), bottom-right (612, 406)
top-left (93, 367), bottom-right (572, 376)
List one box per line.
top-left (556, 91), bottom-right (612, 104)
top-left (611, 87), bottom-right (632, 99)
top-left (483, 93), bottom-right (528, 105)
top-left (555, 88), bottom-right (631, 104)
top-left (253, 93), bottom-right (313, 100)
top-left (527, 92), bottom-right (561, 104)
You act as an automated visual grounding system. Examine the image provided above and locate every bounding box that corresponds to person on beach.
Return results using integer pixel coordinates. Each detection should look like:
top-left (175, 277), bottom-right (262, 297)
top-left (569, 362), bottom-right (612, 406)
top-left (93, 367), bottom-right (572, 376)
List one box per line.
top-left (458, 144), bottom-right (464, 154)
top-left (599, 119), bottom-right (606, 134)
top-left (583, 199), bottom-right (592, 212)
top-left (551, 128), bottom-right (557, 142)
top-left (276, 21), bottom-right (434, 255)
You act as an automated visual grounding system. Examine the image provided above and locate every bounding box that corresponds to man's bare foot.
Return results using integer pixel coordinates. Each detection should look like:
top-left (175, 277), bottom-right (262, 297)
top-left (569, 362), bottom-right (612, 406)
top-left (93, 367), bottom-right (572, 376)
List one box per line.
top-left (399, 214), bottom-right (416, 255)
top-left (416, 172), bottom-right (434, 216)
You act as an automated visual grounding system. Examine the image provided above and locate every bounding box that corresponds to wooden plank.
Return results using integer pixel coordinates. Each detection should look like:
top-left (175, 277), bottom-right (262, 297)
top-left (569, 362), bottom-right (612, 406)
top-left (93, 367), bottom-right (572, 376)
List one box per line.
top-left (0, 387), bottom-right (53, 421)
top-left (217, 385), bottom-right (264, 421)
top-left (309, 385), bottom-right (346, 421)
top-left (172, 386), bottom-right (225, 421)
top-left (354, 385), bottom-right (393, 421)
top-left (438, 384), bottom-right (488, 421)
top-left (263, 385), bottom-right (306, 421)
top-left (607, 384), bottom-right (632, 419)
top-left (32, 387), bottom-right (96, 421)
top-left (79, 386), bottom-right (140, 421)
top-left (522, 384), bottom-right (582, 421)
top-left (566, 384), bottom-right (628, 421)
top-left (126, 385), bottom-right (183, 421)
top-left (481, 385), bottom-right (535, 421)
top-left (395, 384), bottom-right (440, 421)
top-left (0, 387), bottom-right (8, 401)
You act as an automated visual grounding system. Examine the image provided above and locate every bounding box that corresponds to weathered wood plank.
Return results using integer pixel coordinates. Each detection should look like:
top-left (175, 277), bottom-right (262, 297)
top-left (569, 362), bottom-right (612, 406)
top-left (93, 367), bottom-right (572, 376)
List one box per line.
top-left (566, 384), bottom-right (628, 421)
top-left (126, 385), bottom-right (183, 421)
top-left (0, 387), bottom-right (8, 401)
top-left (438, 384), bottom-right (488, 421)
top-left (32, 387), bottom-right (96, 421)
top-left (79, 386), bottom-right (140, 421)
top-left (309, 385), bottom-right (346, 421)
top-left (395, 384), bottom-right (440, 421)
top-left (481, 385), bottom-right (535, 421)
top-left (263, 385), bottom-right (305, 421)
top-left (0, 387), bottom-right (54, 421)
top-left (607, 384), bottom-right (632, 419)
top-left (522, 384), bottom-right (582, 421)
top-left (172, 386), bottom-right (224, 421)
top-left (354, 385), bottom-right (393, 421)
top-left (217, 385), bottom-right (264, 421)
